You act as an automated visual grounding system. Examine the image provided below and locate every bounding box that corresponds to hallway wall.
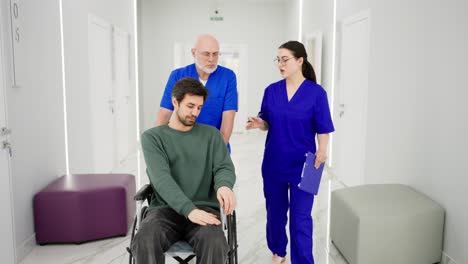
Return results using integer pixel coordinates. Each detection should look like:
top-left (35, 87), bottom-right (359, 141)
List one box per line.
top-left (301, 0), bottom-right (335, 93)
top-left (336, 0), bottom-right (468, 262)
top-left (0, 0), bottom-right (66, 261)
top-left (284, 0), bottom-right (300, 41)
top-left (0, 0), bottom-right (137, 262)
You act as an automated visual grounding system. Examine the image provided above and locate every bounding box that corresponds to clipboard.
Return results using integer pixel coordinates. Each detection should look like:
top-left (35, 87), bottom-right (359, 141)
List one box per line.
top-left (297, 151), bottom-right (324, 195)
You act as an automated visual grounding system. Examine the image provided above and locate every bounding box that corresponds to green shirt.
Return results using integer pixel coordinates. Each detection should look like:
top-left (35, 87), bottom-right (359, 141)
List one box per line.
top-left (141, 123), bottom-right (236, 217)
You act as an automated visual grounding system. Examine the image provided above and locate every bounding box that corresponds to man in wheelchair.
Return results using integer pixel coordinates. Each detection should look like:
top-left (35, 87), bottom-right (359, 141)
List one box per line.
top-left (131, 77), bottom-right (237, 264)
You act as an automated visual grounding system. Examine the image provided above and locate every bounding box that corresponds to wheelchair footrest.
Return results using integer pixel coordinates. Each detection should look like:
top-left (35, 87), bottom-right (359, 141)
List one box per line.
top-left (172, 255), bottom-right (196, 264)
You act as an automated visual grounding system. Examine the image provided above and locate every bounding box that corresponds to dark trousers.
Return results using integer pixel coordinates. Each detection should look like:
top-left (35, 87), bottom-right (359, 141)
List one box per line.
top-left (131, 206), bottom-right (228, 264)
top-left (263, 178), bottom-right (315, 264)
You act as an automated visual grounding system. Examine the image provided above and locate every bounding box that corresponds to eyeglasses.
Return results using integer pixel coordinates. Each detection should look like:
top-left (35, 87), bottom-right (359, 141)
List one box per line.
top-left (274, 57), bottom-right (294, 65)
top-left (198, 51), bottom-right (220, 58)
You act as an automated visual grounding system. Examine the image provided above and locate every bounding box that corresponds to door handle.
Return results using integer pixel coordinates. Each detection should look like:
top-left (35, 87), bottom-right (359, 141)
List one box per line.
top-left (108, 99), bottom-right (115, 114)
top-left (1, 127), bottom-right (11, 136)
top-left (1, 140), bottom-right (12, 157)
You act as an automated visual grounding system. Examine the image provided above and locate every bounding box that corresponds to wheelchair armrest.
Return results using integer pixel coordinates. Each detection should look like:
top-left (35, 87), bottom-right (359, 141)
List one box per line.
top-left (134, 184), bottom-right (154, 201)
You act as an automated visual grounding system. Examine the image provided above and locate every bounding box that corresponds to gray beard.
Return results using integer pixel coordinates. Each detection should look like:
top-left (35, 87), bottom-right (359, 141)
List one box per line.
top-left (195, 60), bottom-right (217, 74)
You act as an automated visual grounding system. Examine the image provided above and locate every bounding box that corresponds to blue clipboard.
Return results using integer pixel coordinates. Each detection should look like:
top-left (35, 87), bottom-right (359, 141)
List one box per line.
top-left (297, 152), bottom-right (324, 195)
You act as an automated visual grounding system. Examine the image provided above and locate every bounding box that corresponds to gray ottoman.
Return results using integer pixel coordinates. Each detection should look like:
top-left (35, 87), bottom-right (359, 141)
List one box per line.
top-left (330, 184), bottom-right (444, 264)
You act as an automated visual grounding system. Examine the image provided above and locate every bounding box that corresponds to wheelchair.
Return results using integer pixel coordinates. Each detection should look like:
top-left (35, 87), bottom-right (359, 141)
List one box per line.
top-left (127, 184), bottom-right (238, 264)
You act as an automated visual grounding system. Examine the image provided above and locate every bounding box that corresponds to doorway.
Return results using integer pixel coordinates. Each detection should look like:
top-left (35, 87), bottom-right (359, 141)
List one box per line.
top-left (334, 10), bottom-right (370, 187)
top-left (88, 15), bottom-right (115, 173)
top-left (88, 15), bottom-right (134, 173)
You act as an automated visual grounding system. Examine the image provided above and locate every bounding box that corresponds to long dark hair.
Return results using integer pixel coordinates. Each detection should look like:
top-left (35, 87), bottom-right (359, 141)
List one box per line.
top-left (279, 41), bottom-right (317, 83)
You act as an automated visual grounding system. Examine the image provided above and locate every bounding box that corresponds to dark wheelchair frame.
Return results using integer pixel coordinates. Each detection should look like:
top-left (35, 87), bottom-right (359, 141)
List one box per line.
top-left (127, 184), bottom-right (238, 264)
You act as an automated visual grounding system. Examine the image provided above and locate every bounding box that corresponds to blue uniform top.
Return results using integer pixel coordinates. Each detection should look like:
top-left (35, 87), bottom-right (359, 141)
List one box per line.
top-left (260, 79), bottom-right (335, 183)
top-left (160, 63), bottom-right (238, 130)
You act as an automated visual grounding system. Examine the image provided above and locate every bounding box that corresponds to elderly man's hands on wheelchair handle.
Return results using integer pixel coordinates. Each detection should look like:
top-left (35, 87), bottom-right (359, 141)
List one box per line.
top-left (217, 186), bottom-right (237, 215)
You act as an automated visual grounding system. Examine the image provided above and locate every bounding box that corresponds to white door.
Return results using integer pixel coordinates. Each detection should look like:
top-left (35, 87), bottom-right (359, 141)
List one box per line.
top-left (335, 11), bottom-right (370, 187)
top-left (113, 27), bottom-right (130, 165)
top-left (88, 15), bottom-right (115, 173)
top-left (0, 23), bottom-right (16, 263)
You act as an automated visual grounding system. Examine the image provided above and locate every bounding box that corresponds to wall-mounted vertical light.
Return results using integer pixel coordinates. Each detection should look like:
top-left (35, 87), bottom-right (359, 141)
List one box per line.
top-left (133, 0), bottom-right (141, 186)
top-left (58, 0), bottom-right (70, 175)
top-left (326, 1), bottom-right (338, 258)
top-left (328, 0), bottom-right (337, 167)
top-left (298, 0), bottom-right (303, 42)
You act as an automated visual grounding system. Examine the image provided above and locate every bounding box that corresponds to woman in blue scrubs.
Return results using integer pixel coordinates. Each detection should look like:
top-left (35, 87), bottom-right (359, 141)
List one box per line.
top-left (247, 41), bottom-right (334, 264)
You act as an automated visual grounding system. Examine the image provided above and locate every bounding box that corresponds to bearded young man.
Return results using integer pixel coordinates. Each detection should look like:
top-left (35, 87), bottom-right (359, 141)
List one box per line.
top-left (132, 77), bottom-right (237, 264)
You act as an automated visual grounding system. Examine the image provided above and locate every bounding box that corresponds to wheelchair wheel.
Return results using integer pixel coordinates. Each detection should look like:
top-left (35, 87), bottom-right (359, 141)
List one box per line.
top-left (128, 206), bottom-right (148, 264)
top-left (128, 214), bottom-right (137, 264)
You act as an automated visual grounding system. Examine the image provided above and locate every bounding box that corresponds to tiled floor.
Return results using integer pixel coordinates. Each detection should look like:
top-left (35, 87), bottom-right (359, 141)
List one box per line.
top-left (20, 132), bottom-right (349, 264)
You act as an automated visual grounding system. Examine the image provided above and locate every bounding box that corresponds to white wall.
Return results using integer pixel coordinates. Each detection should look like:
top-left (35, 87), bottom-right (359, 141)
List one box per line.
top-left (62, 0), bottom-right (136, 173)
top-left (301, 0), bottom-right (335, 94)
top-left (336, 0), bottom-right (468, 262)
top-left (138, 0), bottom-right (286, 130)
top-left (284, 0), bottom-right (300, 41)
top-left (0, 0), bottom-right (67, 261)
top-left (0, 0), bottom-right (138, 261)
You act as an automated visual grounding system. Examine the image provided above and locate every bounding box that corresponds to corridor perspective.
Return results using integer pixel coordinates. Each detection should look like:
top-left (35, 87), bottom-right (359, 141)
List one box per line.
top-left (1, 0), bottom-right (466, 264)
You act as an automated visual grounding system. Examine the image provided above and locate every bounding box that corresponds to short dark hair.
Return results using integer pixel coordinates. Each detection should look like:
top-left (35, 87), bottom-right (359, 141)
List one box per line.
top-left (171, 77), bottom-right (209, 103)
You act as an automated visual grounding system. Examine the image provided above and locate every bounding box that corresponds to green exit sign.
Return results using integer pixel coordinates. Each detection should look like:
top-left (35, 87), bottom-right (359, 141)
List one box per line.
top-left (210, 16), bottom-right (223, 21)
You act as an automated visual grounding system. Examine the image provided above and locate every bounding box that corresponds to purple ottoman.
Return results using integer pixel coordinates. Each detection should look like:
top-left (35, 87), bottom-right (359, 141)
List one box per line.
top-left (33, 174), bottom-right (136, 244)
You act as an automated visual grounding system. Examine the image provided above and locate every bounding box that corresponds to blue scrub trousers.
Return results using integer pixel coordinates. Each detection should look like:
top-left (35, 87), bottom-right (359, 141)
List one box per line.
top-left (263, 178), bottom-right (315, 264)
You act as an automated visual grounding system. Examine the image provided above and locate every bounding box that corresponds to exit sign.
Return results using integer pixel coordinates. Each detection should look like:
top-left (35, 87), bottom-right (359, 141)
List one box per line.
top-left (210, 16), bottom-right (223, 21)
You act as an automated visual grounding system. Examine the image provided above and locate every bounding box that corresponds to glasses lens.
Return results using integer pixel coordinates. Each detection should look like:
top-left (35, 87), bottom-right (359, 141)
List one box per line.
top-left (200, 52), bottom-right (219, 58)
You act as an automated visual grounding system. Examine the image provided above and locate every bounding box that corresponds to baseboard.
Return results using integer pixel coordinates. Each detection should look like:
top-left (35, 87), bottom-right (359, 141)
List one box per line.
top-left (16, 233), bottom-right (36, 263)
top-left (441, 251), bottom-right (458, 264)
